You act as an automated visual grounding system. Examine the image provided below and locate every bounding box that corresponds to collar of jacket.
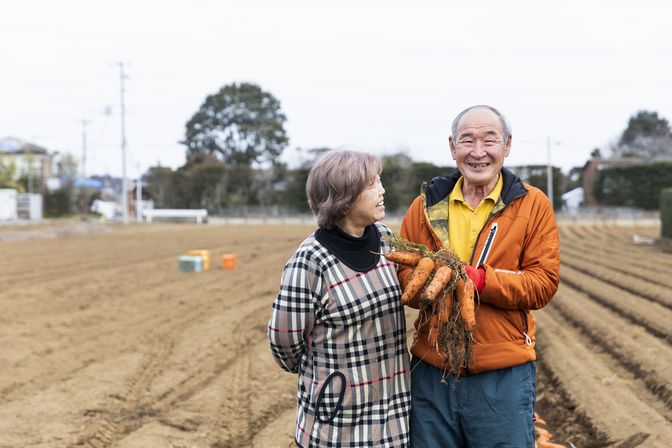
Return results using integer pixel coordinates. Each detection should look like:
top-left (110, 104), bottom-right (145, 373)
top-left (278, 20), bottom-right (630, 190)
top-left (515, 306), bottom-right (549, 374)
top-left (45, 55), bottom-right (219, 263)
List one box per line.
top-left (421, 167), bottom-right (528, 208)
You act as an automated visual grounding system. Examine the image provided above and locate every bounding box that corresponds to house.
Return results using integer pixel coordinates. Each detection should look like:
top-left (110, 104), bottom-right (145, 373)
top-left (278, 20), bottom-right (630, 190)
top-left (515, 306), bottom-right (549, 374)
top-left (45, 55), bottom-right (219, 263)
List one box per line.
top-left (562, 187), bottom-right (584, 212)
top-left (0, 137), bottom-right (55, 186)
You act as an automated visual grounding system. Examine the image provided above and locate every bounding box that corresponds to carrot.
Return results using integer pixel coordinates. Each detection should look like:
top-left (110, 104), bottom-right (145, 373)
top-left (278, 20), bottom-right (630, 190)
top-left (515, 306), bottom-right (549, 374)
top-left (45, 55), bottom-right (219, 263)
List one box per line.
top-left (457, 279), bottom-right (476, 331)
top-left (401, 257), bottom-right (434, 304)
top-left (454, 279), bottom-right (465, 300)
top-left (535, 427), bottom-right (551, 442)
top-left (420, 265), bottom-right (452, 304)
top-left (384, 251), bottom-right (423, 266)
top-left (437, 292), bottom-right (452, 325)
top-left (426, 314), bottom-right (439, 350)
top-left (432, 258), bottom-right (447, 273)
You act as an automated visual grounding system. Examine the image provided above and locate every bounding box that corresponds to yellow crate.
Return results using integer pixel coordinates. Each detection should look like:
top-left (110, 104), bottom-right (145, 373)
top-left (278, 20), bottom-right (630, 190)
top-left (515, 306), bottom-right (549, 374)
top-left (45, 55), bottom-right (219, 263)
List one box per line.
top-left (187, 250), bottom-right (211, 271)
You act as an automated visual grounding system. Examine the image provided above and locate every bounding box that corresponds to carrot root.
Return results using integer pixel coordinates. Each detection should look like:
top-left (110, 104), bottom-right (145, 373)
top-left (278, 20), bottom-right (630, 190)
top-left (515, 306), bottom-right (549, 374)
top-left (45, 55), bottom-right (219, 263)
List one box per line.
top-left (401, 257), bottom-right (435, 304)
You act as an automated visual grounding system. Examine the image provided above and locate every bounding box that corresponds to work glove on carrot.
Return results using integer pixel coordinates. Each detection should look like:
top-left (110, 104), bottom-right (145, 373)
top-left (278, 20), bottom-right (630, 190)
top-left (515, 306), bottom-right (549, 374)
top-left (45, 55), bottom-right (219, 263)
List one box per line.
top-left (464, 265), bottom-right (485, 293)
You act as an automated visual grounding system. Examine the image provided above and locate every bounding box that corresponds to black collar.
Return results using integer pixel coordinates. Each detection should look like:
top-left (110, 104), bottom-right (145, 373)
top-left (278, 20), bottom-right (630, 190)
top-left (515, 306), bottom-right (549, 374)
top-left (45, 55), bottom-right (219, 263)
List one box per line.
top-left (315, 224), bottom-right (380, 272)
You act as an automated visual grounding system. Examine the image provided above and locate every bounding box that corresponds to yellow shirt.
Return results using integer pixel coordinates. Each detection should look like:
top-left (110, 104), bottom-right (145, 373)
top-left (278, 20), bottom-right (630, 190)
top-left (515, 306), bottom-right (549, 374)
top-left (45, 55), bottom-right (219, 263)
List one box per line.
top-left (448, 175), bottom-right (503, 263)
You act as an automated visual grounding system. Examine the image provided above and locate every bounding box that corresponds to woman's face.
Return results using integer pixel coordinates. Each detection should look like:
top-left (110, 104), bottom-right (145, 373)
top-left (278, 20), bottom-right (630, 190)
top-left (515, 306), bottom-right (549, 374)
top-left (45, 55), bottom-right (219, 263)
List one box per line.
top-left (347, 174), bottom-right (386, 226)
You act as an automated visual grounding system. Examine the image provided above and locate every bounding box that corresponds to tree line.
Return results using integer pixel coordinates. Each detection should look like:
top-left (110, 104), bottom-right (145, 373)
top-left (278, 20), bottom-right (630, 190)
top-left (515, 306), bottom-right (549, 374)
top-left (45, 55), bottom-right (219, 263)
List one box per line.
top-left (143, 82), bottom-right (595, 213)
top-left (10, 82), bottom-right (668, 216)
top-left (143, 149), bottom-right (571, 214)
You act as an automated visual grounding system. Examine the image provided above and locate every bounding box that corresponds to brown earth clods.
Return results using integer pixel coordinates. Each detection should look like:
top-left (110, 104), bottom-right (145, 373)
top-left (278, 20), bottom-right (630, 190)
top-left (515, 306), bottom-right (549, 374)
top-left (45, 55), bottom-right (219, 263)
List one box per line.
top-left (0, 220), bottom-right (670, 447)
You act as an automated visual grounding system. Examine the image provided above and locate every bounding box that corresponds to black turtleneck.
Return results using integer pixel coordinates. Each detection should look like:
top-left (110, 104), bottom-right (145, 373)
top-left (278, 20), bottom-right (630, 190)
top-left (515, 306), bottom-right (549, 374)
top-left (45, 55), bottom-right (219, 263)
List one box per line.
top-left (315, 224), bottom-right (380, 272)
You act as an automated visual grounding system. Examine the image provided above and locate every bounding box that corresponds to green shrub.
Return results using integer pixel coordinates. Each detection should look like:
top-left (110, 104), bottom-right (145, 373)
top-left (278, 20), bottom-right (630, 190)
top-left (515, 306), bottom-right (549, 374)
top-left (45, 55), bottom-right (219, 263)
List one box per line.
top-left (661, 188), bottom-right (672, 238)
top-left (44, 188), bottom-right (71, 217)
top-left (595, 162), bottom-right (672, 209)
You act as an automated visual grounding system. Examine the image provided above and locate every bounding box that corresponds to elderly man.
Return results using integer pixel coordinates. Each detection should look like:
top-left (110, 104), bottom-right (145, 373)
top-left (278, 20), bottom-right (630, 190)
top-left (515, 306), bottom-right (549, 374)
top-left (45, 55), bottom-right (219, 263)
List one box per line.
top-left (399, 105), bottom-right (560, 447)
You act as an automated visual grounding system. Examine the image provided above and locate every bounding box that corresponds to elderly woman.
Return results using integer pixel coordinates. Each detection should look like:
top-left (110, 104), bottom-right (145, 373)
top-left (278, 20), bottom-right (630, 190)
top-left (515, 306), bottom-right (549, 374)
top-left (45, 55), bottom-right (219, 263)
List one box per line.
top-left (268, 149), bottom-right (411, 447)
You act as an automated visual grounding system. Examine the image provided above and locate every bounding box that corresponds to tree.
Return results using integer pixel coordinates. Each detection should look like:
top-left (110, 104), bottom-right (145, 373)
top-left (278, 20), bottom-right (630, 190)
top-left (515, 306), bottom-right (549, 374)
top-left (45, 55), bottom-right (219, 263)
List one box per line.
top-left (0, 160), bottom-right (22, 191)
top-left (509, 165), bottom-right (565, 210)
top-left (620, 111), bottom-right (670, 146)
top-left (380, 154), bottom-right (412, 213)
top-left (282, 147), bottom-right (331, 213)
top-left (182, 82), bottom-right (289, 167)
top-left (181, 162), bottom-right (228, 210)
top-left (565, 166), bottom-right (583, 192)
top-left (614, 110), bottom-right (672, 160)
top-left (145, 166), bottom-right (174, 208)
top-left (257, 161), bottom-right (289, 210)
top-left (283, 167), bottom-right (311, 212)
top-left (146, 157), bottom-right (230, 212)
top-left (59, 153), bottom-right (79, 179)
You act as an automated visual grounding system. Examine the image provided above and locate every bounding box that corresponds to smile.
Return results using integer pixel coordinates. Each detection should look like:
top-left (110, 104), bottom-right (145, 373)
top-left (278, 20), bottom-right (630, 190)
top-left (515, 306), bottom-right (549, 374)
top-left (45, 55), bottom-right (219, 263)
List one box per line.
top-left (468, 163), bottom-right (490, 168)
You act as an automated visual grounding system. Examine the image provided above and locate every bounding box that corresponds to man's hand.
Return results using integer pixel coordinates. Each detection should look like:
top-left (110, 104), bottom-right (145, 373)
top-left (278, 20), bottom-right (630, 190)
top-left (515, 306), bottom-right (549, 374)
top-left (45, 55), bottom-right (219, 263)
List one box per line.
top-left (465, 265), bottom-right (486, 293)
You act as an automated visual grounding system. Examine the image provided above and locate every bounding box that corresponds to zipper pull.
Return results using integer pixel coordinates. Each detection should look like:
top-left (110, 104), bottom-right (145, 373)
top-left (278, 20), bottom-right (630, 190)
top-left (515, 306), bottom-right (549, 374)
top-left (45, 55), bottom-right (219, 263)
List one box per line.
top-left (523, 332), bottom-right (532, 346)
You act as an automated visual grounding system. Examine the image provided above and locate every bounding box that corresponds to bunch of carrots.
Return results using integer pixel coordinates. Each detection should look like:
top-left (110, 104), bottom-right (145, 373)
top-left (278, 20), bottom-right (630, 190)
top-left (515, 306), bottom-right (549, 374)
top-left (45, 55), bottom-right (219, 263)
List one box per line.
top-left (383, 234), bottom-right (477, 376)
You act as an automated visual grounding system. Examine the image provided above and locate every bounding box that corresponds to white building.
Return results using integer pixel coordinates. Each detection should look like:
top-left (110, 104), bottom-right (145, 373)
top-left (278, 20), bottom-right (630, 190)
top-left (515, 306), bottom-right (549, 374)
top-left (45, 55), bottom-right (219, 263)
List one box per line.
top-left (0, 136), bottom-right (55, 188)
top-left (562, 187), bottom-right (584, 213)
top-left (0, 189), bottom-right (18, 220)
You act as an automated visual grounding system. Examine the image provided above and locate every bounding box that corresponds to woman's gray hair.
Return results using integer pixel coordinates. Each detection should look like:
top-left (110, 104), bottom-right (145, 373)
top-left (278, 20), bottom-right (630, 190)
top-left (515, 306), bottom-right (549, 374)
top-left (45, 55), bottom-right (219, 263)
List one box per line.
top-left (306, 149), bottom-right (382, 229)
top-left (451, 105), bottom-right (512, 144)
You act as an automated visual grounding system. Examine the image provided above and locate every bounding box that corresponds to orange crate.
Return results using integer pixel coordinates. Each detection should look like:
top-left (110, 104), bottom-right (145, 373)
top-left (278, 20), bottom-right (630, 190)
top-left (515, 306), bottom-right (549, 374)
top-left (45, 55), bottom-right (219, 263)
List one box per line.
top-left (221, 253), bottom-right (237, 270)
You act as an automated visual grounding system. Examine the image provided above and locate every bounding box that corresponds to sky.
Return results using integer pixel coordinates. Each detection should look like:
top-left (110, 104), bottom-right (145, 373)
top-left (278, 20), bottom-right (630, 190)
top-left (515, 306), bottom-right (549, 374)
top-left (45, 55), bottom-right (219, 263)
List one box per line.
top-left (2, 0), bottom-right (671, 179)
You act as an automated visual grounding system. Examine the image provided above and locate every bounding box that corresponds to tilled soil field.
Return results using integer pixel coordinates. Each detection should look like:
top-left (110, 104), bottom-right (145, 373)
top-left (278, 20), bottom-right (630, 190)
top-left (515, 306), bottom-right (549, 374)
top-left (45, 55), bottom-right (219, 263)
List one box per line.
top-left (0, 220), bottom-right (670, 447)
top-left (533, 223), bottom-right (672, 448)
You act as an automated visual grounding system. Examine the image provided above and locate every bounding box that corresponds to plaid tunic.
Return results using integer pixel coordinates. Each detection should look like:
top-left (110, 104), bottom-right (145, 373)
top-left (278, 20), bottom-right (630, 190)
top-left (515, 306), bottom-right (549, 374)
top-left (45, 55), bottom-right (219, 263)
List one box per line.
top-left (268, 223), bottom-right (411, 447)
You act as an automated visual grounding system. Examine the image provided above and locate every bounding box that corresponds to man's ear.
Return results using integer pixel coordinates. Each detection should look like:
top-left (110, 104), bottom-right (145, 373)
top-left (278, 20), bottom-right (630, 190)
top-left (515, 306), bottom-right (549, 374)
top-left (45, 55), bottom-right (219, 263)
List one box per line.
top-left (504, 134), bottom-right (512, 157)
top-left (449, 137), bottom-right (456, 159)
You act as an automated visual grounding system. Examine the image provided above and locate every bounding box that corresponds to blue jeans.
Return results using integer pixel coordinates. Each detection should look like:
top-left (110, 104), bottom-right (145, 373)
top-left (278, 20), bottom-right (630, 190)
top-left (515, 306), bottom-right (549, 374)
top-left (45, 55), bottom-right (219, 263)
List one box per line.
top-left (410, 357), bottom-right (536, 448)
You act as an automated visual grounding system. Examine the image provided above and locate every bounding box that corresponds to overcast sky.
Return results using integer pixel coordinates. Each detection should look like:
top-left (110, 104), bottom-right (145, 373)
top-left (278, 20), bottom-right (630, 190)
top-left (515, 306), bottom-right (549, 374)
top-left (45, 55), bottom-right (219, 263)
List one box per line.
top-left (3, 0), bottom-right (671, 178)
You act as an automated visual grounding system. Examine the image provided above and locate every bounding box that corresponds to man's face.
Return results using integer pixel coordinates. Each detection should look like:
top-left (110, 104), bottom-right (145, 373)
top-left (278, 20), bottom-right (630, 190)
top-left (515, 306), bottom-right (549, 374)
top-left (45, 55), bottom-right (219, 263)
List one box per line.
top-left (449, 108), bottom-right (511, 188)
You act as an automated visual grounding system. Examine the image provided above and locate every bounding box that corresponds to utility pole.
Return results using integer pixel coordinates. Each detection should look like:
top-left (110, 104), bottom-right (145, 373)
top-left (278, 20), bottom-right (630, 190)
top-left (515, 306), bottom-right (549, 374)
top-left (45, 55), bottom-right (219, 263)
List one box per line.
top-left (119, 62), bottom-right (129, 224)
top-left (136, 177), bottom-right (142, 222)
top-left (546, 136), bottom-right (554, 210)
top-left (81, 119), bottom-right (89, 177)
top-left (26, 149), bottom-right (33, 195)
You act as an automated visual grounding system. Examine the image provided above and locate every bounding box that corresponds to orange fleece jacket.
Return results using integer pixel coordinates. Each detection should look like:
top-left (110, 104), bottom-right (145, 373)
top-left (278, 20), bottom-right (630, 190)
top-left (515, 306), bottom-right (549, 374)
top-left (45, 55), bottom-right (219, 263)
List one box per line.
top-left (399, 169), bottom-right (560, 374)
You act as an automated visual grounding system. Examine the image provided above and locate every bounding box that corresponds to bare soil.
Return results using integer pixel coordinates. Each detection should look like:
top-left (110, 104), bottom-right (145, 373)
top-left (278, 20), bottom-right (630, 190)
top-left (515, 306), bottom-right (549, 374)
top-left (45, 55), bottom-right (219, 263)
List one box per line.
top-left (0, 221), bottom-right (670, 447)
top-left (533, 224), bottom-right (672, 448)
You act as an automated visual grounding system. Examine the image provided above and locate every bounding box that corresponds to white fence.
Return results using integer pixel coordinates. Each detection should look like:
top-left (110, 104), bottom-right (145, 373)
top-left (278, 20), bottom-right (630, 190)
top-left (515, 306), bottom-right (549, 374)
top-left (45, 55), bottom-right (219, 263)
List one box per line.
top-left (556, 206), bottom-right (660, 225)
top-left (142, 208), bottom-right (208, 224)
top-left (0, 189), bottom-right (42, 221)
top-left (16, 193), bottom-right (42, 220)
top-left (0, 189), bottom-right (17, 220)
